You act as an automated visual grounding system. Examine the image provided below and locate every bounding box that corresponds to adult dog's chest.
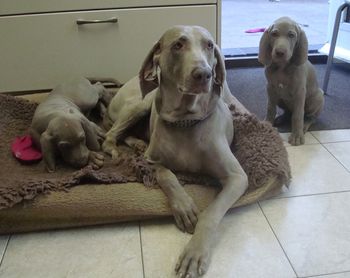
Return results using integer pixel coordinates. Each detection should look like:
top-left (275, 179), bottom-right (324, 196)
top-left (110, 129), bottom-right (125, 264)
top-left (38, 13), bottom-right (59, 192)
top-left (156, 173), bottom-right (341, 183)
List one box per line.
top-left (146, 122), bottom-right (211, 172)
top-left (145, 104), bottom-right (233, 174)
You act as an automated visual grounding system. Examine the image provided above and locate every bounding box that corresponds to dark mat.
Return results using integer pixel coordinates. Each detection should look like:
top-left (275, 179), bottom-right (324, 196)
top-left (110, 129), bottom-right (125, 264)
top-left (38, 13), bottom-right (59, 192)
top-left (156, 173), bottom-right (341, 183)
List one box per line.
top-left (227, 63), bottom-right (350, 131)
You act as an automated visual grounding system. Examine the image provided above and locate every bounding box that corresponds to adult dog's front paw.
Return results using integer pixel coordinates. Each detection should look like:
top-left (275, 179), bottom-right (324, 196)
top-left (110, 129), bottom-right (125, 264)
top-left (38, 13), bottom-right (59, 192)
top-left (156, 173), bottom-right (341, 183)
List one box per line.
top-left (288, 132), bottom-right (305, 146)
top-left (88, 151), bottom-right (104, 169)
top-left (170, 192), bottom-right (199, 234)
top-left (175, 235), bottom-right (211, 278)
top-left (102, 139), bottom-right (119, 160)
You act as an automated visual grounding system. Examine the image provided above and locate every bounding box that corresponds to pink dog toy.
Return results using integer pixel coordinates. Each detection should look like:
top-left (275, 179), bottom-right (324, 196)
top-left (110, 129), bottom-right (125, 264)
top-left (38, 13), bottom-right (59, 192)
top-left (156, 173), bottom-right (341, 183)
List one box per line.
top-left (245, 28), bottom-right (266, 33)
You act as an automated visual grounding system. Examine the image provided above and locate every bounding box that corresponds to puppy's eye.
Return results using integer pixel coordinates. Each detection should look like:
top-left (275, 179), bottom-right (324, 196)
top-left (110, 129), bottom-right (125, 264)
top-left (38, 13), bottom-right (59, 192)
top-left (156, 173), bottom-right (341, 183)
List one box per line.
top-left (173, 42), bottom-right (183, 50)
top-left (288, 33), bottom-right (295, 39)
top-left (207, 41), bottom-right (214, 50)
top-left (271, 31), bottom-right (279, 37)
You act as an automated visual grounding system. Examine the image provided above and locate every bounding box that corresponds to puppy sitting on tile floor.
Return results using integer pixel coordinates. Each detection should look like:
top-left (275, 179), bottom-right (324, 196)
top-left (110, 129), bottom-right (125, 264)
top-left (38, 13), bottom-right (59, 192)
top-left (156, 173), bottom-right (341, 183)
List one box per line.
top-left (259, 16), bottom-right (324, 146)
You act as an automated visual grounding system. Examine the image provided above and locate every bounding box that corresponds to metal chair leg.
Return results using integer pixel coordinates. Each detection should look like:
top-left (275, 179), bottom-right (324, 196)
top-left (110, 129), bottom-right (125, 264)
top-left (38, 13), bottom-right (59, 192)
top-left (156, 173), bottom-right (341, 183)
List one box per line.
top-left (323, 1), bottom-right (350, 95)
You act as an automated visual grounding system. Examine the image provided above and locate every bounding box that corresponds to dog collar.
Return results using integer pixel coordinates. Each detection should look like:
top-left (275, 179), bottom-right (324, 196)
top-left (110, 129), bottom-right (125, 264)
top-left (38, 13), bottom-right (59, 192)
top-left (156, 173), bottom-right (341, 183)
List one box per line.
top-left (162, 118), bottom-right (202, 128)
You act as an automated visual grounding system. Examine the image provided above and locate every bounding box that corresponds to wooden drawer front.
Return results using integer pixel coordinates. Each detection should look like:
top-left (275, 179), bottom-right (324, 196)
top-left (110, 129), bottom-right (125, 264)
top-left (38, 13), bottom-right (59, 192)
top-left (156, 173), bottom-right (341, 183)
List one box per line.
top-left (0, 5), bottom-right (216, 93)
top-left (0, 0), bottom-right (217, 15)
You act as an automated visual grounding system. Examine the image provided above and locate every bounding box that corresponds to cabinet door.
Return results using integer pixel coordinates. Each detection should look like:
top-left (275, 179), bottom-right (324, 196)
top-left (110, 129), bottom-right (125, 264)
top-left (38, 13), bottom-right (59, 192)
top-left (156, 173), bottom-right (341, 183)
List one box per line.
top-left (0, 5), bottom-right (216, 92)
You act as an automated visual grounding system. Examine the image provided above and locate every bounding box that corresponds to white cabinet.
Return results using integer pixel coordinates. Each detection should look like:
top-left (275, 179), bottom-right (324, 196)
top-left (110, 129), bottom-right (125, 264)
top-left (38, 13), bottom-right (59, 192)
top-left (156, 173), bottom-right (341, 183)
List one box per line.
top-left (0, 1), bottom-right (220, 93)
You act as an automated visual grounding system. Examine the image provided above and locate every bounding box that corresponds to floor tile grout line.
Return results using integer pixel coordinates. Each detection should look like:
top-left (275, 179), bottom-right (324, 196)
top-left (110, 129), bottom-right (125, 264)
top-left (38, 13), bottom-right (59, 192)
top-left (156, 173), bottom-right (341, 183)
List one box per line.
top-left (138, 222), bottom-right (146, 278)
top-left (285, 142), bottom-right (320, 148)
top-left (0, 235), bottom-right (11, 269)
top-left (308, 132), bottom-right (322, 144)
top-left (258, 202), bottom-right (299, 277)
top-left (320, 143), bottom-right (350, 174)
top-left (310, 130), bottom-right (350, 145)
top-left (312, 139), bottom-right (350, 144)
top-left (299, 269), bottom-right (350, 278)
top-left (271, 189), bottom-right (350, 201)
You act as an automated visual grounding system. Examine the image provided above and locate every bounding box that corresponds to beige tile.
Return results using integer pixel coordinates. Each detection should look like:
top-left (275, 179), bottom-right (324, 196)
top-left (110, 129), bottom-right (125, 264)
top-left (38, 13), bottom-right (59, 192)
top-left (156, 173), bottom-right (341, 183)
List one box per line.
top-left (311, 129), bottom-right (350, 143)
top-left (0, 236), bottom-right (9, 262)
top-left (141, 204), bottom-right (296, 278)
top-left (323, 142), bottom-right (350, 172)
top-left (0, 223), bottom-right (143, 278)
top-left (279, 144), bottom-right (350, 197)
top-left (279, 132), bottom-right (319, 146)
top-left (261, 193), bottom-right (350, 277)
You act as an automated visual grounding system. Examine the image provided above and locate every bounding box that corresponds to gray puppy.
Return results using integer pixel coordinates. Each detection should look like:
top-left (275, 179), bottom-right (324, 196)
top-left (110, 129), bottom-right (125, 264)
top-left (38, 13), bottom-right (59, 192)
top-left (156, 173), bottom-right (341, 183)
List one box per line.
top-left (30, 77), bottom-right (109, 172)
top-left (259, 16), bottom-right (324, 145)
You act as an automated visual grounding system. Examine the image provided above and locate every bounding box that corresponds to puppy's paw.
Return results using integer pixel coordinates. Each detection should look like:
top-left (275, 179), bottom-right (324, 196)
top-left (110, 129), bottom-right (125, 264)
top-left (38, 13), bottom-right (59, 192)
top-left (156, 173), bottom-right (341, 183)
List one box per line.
top-left (170, 192), bottom-right (199, 234)
top-left (288, 132), bottom-right (305, 146)
top-left (88, 152), bottom-right (104, 169)
top-left (95, 126), bottom-right (106, 143)
top-left (175, 235), bottom-right (211, 278)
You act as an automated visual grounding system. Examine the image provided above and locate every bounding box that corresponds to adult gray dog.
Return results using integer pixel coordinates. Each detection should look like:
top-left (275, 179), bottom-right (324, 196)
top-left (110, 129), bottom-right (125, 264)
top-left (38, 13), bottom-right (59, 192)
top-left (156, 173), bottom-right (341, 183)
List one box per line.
top-left (259, 16), bottom-right (324, 145)
top-left (103, 26), bottom-right (248, 278)
top-left (30, 77), bottom-right (117, 172)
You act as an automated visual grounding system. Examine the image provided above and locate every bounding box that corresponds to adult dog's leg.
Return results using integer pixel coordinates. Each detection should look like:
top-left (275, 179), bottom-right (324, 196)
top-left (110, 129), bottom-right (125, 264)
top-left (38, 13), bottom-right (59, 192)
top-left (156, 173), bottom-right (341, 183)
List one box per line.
top-left (103, 101), bottom-right (152, 159)
top-left (155, 164), bottom-right (200, 234)
top-left (175, 152), bottom-right (248, 278)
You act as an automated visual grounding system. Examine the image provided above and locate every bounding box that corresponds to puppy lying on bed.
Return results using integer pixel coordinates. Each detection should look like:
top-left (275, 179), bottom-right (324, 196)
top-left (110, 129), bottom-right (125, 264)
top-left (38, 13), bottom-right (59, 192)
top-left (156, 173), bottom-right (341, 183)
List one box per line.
top-left (30, 77), bottom-right (112, 172)
top-left (103, 26), bottom-right (248, 278)
top-left (259, 16), bottom-right (324, 145)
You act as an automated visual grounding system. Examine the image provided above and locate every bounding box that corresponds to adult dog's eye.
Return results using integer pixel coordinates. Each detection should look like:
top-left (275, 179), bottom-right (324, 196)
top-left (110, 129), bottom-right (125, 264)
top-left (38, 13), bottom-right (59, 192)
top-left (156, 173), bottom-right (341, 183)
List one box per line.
top-left (173, 42), bottom-right (183, 50)
top-left (207, 41), bottom-right (214, 50)
top-left (288, 33), bottom-right (295, 38)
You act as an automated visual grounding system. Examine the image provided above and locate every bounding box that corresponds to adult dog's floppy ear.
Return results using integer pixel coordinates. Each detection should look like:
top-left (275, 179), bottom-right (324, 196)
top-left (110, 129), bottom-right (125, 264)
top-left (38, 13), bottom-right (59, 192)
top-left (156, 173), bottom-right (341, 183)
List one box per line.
top-left (213, 44), bottom-right (226, 87)
top-left (291, 26), bottom-right (308, 66)
top-left (139, 41), bottom-right (161, 98)
top-left (258, 26), bottom-right (273, 66)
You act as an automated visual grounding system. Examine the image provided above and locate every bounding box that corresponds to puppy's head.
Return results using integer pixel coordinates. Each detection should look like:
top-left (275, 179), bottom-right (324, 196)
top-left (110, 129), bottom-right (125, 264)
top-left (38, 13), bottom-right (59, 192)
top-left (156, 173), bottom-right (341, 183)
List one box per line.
top-left (259, 17), bottom-right (308, 66)
top-left (139, 25), bottom-right (225, 97)
top-left (51, 117), bottom-right (90, 168)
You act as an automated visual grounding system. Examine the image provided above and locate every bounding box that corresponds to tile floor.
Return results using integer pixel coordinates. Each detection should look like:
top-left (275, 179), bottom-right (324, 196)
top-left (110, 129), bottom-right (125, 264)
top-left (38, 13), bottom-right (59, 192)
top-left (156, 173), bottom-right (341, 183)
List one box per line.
top-left (1, 130), bottom-right (350, 278)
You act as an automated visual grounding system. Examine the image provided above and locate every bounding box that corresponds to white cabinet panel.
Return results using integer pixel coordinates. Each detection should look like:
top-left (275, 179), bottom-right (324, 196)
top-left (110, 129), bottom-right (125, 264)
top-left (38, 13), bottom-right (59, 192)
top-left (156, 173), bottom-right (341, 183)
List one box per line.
top-left (0, 6), bottom-right (216, 92)
top-left (0, 0), bottom-right (217, 15)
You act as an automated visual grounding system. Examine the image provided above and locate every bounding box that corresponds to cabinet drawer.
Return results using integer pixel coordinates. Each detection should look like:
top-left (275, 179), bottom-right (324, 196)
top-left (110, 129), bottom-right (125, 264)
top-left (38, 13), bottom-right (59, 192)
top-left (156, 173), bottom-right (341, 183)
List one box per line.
top-left (0, 0), bottom-right (217, 15)
top-left (0, 5), bottom-right (216, 92)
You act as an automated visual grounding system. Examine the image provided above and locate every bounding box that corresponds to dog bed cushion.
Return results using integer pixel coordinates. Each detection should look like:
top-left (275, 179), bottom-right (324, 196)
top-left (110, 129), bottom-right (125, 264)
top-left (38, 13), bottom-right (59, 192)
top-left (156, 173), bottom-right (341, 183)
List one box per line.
top-left (0, 93), bottom-right (291, 234)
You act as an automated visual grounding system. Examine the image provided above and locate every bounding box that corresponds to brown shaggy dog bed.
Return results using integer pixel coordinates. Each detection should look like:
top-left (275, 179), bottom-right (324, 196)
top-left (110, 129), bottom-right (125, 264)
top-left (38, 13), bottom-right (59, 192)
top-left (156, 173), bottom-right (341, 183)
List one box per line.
top-left (0, 93), bottom-right (290, 234)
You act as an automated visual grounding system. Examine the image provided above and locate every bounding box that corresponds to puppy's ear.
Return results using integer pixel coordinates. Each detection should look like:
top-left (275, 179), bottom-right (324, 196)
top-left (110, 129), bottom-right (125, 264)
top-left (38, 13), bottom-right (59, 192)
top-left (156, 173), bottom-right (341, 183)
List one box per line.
top-left (291, 27), bottom-right (308, 66)
top-left (40, 130), bottom-right (57, 172)
top-left (258, 26), bottom-right (273, 66)
top-left (139, 41), bottom-right (161, 98)
top-left (213, 44), bottom-right (226, 87)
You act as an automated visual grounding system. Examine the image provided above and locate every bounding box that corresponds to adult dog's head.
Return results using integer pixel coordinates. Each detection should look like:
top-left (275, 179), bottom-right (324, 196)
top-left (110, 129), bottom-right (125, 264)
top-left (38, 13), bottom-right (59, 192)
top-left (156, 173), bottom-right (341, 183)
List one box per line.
top-left (258, 17), bottom-right (308, 66)
top-left (139, 25), bottom-right (225, 98)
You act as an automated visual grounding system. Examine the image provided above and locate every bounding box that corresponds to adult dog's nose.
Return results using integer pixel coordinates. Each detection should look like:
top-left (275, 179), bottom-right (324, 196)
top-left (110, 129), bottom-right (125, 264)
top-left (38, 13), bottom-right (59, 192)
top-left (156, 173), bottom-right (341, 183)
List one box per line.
top-left (275, 48), bottom-right (286, 57)
top-left (191, 67), bottom-right (212, 84)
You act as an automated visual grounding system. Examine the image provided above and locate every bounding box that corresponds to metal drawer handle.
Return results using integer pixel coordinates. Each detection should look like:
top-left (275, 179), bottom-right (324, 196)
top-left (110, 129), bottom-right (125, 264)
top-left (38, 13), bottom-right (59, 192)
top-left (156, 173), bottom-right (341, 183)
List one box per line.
top-left (76, 17), bottom-right (118, 25)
